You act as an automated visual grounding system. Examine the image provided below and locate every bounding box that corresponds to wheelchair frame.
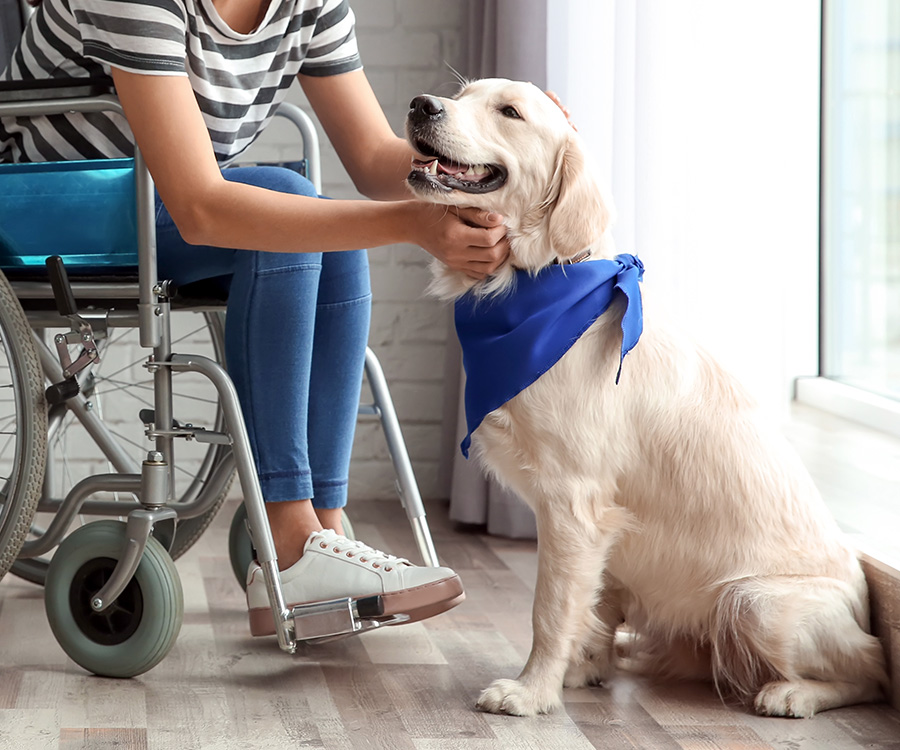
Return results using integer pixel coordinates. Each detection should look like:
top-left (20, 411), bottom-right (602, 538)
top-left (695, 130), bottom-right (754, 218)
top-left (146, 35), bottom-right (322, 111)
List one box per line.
top-left (0, 90), bottom-right (440, 672)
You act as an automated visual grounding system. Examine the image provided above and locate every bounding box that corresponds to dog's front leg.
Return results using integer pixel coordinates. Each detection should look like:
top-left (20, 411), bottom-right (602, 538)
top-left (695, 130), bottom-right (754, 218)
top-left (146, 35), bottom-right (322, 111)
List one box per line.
top-left (477, 503), bottom-right (624, 716)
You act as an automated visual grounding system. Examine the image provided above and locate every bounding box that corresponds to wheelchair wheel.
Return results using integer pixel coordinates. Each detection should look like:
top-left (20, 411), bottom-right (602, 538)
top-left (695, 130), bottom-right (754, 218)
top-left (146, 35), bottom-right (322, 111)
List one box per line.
top-left (228, 502), bottom-right (355, 590)
top-left (0, 271), bottom-right (47, 580)
top-left (44, 520), bottom-right (182, 678)
top-left (11, 310), bottom-right (235, 584)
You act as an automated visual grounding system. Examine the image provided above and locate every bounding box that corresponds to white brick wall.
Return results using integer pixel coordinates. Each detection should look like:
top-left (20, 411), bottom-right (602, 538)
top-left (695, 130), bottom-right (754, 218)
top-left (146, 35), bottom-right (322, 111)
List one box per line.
top-left (242, 1), bottom-right (471, 501)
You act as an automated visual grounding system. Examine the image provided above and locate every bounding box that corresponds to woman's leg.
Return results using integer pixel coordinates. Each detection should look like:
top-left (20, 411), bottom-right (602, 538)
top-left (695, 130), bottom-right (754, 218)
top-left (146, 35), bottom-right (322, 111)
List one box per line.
top-left (307, 248), bottom-right (372, 513)
top-left (225, 241), bottom-right (325, 567)
top-left (156, 166), bottom-right (330, 566)
top-left (156, 166), bottom-right (464, 635)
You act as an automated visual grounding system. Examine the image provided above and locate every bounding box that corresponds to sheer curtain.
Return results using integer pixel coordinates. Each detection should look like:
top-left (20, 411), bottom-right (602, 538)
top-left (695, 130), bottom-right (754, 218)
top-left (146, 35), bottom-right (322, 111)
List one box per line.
top-left (446, 0), bottom-right (550, 538)
top-left (450, 0), bottom-right (634, 538)
top-left (449, 0), bottom-right (820, 538)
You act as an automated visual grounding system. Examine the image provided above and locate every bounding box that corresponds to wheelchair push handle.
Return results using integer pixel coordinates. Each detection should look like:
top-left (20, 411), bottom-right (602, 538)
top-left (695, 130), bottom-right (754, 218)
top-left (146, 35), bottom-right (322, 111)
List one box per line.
top-left (46, 255), bottom-right (78, 316)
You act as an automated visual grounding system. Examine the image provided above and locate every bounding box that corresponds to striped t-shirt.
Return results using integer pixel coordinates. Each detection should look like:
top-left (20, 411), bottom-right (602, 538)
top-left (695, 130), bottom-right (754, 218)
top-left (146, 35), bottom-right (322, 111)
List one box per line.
top-left (0, 0), bottom-right (362, 165)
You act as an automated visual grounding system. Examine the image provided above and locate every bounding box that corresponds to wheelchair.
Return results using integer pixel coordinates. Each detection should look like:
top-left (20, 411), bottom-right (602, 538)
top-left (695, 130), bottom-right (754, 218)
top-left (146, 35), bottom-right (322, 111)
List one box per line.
top-left (0, 2), bottom-right (441, 678)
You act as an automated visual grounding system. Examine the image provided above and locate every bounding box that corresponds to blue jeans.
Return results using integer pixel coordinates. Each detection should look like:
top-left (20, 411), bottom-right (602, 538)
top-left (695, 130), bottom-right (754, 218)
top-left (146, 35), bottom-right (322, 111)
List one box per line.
top-left (155, 166), bottom-right (371, 509)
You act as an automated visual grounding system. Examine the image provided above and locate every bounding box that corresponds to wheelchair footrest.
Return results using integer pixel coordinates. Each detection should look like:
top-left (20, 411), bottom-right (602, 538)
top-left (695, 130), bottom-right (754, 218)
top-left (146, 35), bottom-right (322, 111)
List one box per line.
top-left (290, 595), bottom-right (410, 643)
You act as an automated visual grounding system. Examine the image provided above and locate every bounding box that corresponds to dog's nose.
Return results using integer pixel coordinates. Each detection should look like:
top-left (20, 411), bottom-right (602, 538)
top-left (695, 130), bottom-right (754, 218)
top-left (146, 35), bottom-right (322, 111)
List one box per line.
top-left (409, 95), bottom-right (445, 120)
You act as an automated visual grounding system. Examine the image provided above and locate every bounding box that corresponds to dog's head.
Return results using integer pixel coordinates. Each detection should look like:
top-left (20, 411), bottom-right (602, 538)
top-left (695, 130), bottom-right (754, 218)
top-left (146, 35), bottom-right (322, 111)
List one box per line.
top-left (405, 78), bottom-right (615, 299)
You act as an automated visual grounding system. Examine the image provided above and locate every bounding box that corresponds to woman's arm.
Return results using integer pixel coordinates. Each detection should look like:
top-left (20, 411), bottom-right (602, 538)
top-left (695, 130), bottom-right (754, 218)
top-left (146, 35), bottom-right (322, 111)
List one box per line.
top-left (299, 70), bottom-right (415, 202)
top-left (110, 68), bottom-right (507, 277)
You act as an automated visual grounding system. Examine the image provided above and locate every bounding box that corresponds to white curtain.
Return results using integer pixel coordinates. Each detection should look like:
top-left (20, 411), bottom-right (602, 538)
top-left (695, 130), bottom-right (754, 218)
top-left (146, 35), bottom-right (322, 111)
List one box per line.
top-left (447, 0), bottom-right (550, 538)
top-left (449, 0), bottom-right (633, 538)
top-left (448, 0), bottom-right (820, 538)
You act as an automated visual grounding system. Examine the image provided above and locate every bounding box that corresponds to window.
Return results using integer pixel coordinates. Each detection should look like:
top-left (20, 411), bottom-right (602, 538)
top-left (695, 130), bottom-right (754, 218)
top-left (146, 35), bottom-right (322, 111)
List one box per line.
top-left (821, 0), bottom-right (900, 401)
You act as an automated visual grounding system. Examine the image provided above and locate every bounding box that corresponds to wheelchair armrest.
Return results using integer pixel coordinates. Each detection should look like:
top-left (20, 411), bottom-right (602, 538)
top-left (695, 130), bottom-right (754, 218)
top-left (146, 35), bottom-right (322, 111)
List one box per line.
top-left (0, 76), bottom-right (114, 103)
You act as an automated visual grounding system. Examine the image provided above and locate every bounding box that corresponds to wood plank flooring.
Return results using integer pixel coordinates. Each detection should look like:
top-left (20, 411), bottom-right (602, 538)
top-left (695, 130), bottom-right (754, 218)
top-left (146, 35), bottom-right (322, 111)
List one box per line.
top-left (1, 498), bottom-right (899, 750)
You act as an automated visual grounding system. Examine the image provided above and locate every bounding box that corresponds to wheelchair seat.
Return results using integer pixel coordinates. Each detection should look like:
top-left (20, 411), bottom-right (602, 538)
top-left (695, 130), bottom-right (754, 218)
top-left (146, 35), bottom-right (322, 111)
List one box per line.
top-left (0, 157), bottom-right (139, 275)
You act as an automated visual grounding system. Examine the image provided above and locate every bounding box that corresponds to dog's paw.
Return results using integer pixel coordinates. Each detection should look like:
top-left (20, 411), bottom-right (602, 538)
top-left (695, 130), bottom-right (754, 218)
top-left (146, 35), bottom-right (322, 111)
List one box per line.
top-left (753, 681), bottom-right (818, 718)
top-left (563, 654), bottom-right (614, 688)
top-left (475, 678), bottom-right (562, 716)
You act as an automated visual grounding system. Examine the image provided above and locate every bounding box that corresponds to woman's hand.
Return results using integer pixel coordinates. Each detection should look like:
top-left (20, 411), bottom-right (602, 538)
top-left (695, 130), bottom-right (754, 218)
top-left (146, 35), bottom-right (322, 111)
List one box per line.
top-left (409, 203), bottom-right (510, 279)
top-left (545, 90), bottom-right (578, 132)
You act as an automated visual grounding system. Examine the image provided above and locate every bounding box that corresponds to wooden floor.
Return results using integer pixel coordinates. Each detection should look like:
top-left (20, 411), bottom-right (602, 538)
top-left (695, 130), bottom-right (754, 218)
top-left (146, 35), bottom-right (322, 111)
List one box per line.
top-left (1, 498), bottom-right (899, 750)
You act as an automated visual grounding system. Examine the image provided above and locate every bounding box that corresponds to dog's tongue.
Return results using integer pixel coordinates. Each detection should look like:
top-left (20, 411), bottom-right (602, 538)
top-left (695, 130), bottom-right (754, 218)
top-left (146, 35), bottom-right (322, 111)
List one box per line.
top-left (437, 158), bottom-right (467, 176)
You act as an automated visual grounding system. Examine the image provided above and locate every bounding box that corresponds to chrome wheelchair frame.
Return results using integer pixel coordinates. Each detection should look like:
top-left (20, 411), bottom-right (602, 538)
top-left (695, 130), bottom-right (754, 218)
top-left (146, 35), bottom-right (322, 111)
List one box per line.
top-left (0, 89), bottom-right (440, 676)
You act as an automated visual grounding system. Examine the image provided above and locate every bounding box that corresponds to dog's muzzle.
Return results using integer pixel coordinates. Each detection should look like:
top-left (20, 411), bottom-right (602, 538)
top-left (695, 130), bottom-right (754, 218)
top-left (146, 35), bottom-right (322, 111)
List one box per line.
top-left (405, 96), bottom-right (508, 196)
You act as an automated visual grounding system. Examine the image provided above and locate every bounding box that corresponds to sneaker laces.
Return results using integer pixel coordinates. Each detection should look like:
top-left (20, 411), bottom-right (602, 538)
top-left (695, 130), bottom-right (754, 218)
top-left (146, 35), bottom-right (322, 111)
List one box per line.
top-left (313, 531), bottom-right (411, 572)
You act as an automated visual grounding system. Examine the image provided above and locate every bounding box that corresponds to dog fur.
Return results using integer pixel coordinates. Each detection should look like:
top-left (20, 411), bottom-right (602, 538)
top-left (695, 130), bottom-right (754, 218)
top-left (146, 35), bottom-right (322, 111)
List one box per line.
top-left (405, 78), bottom-right (889, 718)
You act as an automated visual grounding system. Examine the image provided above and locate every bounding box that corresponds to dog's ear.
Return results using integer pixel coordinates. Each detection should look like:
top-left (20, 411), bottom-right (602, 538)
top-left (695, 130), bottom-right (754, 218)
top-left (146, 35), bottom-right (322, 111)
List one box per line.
top-left (546, 135), bottom-right (612, 259)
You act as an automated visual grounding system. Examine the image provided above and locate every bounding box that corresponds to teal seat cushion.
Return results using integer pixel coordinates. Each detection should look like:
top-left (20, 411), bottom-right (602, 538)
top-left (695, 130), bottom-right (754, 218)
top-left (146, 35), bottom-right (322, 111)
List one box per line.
top-left (0, 158), bottom-right (139, 273)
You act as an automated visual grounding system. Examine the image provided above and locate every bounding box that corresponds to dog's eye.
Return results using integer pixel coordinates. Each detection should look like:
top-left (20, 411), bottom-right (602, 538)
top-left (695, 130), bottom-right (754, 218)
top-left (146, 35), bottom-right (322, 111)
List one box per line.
top-left (500, 105), bottom-right (522, 120)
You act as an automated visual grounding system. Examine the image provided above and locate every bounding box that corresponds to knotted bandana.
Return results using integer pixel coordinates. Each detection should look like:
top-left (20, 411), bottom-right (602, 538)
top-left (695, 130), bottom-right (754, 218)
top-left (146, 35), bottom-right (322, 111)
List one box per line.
top-left (455, 253), bottom-right (644, 457)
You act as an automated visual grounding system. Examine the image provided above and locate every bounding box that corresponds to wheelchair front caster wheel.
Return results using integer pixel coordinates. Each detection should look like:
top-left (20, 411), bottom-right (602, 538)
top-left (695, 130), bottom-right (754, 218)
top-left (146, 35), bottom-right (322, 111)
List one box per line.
top-left (44, 520), bottom-right (184, 678)
top-left (228, 502), bottom-right (355, 591)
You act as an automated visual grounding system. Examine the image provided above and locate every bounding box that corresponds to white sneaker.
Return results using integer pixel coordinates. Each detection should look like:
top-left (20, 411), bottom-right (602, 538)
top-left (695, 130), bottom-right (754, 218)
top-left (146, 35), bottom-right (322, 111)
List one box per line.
top-left (246, 529), bottom-right (465, 637)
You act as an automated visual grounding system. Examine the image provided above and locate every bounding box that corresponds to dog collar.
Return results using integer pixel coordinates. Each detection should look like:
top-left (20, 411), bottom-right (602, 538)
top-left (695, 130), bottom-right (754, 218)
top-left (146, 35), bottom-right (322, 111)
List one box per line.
top-left (554, 248), bottom-right (593, 265)
top-left (455, 253), bottom-right (644, 458)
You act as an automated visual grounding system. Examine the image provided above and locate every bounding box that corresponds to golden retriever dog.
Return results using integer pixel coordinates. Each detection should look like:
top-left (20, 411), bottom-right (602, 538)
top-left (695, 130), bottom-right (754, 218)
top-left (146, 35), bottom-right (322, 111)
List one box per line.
top-left (404, 78), bottom-right (889, 718)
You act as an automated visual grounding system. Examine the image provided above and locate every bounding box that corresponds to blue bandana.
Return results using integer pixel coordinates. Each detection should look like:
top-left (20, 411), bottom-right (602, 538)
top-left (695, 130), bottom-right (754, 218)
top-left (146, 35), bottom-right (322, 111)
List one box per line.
top-left (455, 253), bottom-right (644, 457)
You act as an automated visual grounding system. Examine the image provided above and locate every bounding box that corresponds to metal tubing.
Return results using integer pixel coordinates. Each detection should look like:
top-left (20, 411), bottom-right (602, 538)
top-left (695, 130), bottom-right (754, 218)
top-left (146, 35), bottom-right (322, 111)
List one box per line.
top-left (91, 537), bottom-right (143, 612)
top-left (410, 516), bottom-right (439, 569)
top-left (151, 303), bottom-right (175, 498)
top-left (35, 429), bottom-right (236, 521)
top-left (275, 102), bottom-right (321, 193)
top-left (168, 353), bottom-right (294, 652)
top-left (363, 347), bottom-right (439, 567)
top-left (19, 474), bottom-right (142, 558)
top-left (26, 308), bottom-right (140, 328)
top-left (37, 497), bottom-right (139, 516)
top-left (15, 281), bottom-right (141, 301)
top-left (90, 506), bottom-right (177, 612)
top-left (262, 559), bottom-right (294, 652)
top-left (36, 446), bottom-right (229, 521)
top-left (0, 93), bottom-right (122, 119)
top-left (134, 147), bottom-right (160, 349)
top-left (169, 355), bottom-right (271, 557)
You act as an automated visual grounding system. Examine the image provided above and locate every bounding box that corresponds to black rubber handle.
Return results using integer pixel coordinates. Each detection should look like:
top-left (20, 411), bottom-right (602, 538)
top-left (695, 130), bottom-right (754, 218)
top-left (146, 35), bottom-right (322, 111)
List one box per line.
top-left (45, 378), bottom-right (80, 405)
top-left (45, 256), bottom-right (78, 317)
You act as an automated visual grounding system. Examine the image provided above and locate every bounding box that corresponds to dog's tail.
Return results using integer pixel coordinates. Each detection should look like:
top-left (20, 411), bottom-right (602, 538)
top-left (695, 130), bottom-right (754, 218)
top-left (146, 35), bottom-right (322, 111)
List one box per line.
top-left (709, 578), bottom-right (782, 704)
top-left (709, 575), bottom-right (889, 706)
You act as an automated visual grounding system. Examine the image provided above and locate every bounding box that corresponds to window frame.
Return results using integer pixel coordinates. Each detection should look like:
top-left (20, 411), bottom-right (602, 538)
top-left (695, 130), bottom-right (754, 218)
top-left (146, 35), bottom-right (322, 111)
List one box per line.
top-left (802, 0), bottom-right (900, 436)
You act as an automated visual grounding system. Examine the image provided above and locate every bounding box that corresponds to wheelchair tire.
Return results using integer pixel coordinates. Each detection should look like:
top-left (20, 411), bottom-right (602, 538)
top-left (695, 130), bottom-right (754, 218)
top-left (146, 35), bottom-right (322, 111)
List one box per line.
top-left (44, 520), bottom-right (183, 678)
top-left (228, 501), bottom-right (355, 590)
top-left (166, 443), bottom-right (237, 561)
top-left (11, 310), bottom-right (236, 584)
top-left (0, 271), bottom-right (47, 580)
top-left (227, 502), bottom-right (254, 590)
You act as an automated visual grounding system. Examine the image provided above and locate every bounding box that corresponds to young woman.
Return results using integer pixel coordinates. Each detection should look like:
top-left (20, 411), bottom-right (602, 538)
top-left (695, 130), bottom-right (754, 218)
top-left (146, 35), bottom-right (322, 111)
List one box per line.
top-left (0, 0), bottom-right (507, 632)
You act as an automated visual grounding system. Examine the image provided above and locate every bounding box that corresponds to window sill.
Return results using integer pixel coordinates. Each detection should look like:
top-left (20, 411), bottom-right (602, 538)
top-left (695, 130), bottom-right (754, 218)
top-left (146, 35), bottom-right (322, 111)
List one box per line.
top-left (785, 395), bottom-right (900, 568)
top-left (795, 376), bottom-right (900, 442)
